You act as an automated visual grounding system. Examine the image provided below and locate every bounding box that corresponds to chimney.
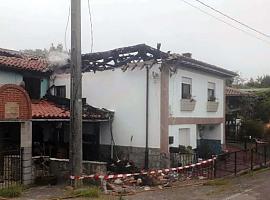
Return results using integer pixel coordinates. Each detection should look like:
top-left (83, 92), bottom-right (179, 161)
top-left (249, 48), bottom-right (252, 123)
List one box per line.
top-left (182, 53), bottom-right (192, 58)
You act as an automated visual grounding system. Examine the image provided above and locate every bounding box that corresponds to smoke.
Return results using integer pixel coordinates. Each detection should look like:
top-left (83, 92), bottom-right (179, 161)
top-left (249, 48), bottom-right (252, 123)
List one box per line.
top-left (47, 50), bottom-right (70, 66)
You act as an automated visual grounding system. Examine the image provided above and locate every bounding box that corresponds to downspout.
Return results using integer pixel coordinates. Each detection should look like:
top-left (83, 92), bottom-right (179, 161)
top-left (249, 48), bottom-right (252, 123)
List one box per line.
top-left (109, 116), bottom-right (114, 160)
top-left (145, 66), bottom-right (149, 169)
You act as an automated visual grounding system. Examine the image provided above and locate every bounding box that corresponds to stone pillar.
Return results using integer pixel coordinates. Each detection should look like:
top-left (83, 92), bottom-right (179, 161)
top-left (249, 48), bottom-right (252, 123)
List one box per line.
top-left (160, 64), bottom-right (170, 168)
top-left (20, 121), bottom-right (32, 185)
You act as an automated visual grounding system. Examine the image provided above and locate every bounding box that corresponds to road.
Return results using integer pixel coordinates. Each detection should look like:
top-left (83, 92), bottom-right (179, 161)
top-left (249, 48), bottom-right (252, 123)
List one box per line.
top-left (15, 168), bottom-right (270, 200)
top-left (126, 168), bottom-right (270, 200)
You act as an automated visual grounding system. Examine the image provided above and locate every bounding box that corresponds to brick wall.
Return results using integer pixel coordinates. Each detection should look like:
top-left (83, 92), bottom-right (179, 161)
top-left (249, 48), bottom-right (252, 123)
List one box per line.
top-left (0, 84), bottom-right (31, 120)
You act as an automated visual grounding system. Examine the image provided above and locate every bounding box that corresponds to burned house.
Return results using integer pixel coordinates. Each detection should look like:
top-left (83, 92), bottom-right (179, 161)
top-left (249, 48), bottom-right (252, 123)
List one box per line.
top-left (53, 44), bottom-right (237, 168)
top-left (0, 48), bottom-right (113, 185)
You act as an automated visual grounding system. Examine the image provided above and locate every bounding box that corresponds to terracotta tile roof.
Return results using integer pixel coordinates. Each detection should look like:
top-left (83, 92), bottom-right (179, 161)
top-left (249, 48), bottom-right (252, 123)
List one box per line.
top-left (31, 99), bottom-right (113, 120)
top-left (32, 100), bottom-right (69, 119)
top-left (0, 56), bottom-right (49, 73)
top-left (226, 87), bottom-right (253, 97)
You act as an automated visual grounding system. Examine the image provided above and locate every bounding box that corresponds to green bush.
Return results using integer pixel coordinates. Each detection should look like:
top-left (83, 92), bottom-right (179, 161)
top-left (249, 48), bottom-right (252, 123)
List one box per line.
top-left (0, 185), bottom-right (23, 198)
top-left (240, 119), bottom-right (264, 139)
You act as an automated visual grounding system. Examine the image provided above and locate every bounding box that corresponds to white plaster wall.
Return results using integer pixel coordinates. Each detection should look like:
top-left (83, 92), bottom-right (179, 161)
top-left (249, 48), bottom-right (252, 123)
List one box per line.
top-left (0, 70), bottom-right (23, 85)
top-left (169, 67), bottom-right (224, 118)
top-left (54, 65), bottom-right (161, 148)
top-left (169, 124), bottom-right (197, 148)
top-left (198, 124), bottom-right (224, 143)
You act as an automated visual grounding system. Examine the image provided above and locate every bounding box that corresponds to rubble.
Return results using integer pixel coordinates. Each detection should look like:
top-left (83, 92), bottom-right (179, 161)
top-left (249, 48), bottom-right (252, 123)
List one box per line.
top-left (95, 158), bottom-right (214, 196)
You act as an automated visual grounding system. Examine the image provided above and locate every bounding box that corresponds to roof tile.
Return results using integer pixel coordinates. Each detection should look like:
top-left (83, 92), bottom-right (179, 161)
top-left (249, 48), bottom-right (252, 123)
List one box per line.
top-left (0, 56), bottom-right (49, 73)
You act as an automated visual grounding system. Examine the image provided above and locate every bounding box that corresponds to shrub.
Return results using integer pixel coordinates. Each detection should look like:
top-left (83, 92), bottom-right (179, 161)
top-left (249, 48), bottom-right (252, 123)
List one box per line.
top-left (0, 185), bottom-right (23, 198)
top-left (240, 119), bottom-right (264, 139)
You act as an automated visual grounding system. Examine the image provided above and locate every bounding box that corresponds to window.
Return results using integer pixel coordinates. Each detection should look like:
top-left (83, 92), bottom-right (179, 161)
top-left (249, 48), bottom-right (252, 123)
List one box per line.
top-left (55, 86), bottom-right (66, 98)
top-left (182, 77), bottom-right (192, 99)
top-left (208, 82), bottom-right (216, 101)
top-left (169, 136), bottom-right (174, 145)
top-left (23, 77), bottom-right (41, 99)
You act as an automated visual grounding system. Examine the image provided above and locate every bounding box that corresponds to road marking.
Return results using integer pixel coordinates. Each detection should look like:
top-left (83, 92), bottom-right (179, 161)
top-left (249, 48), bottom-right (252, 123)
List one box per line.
top-left (224, 189), bottom-right (253, 200)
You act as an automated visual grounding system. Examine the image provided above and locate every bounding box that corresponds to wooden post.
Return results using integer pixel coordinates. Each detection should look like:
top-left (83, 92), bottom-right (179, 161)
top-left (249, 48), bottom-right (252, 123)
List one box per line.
top-left (70, 0), bottom-right (82, 187)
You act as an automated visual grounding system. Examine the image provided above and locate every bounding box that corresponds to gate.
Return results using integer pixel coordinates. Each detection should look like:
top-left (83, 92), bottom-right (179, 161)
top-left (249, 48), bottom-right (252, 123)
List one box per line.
top-left (0, 149), bottom-right (21, 189)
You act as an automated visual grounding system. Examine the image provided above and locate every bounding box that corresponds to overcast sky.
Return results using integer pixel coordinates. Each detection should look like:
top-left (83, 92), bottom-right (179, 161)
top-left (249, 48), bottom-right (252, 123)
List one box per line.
top-left (0, 0), bottom-right (269, 79)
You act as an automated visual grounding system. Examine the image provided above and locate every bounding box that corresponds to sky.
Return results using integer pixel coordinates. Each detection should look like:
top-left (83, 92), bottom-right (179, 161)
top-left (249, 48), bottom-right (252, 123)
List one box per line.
top-left (0, 0), bottom-right (270, 79)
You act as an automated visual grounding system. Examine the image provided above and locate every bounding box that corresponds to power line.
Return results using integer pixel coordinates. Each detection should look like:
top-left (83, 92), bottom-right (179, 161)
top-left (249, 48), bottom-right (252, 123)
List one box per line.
top-left (180, 0), bottom-right (270, 46)
top-left (87, 0), bottom-right (94, 53)
top-left (194, 0), bottom-right (270, 39)
top-left (64, 5), bottom-right (71, 52)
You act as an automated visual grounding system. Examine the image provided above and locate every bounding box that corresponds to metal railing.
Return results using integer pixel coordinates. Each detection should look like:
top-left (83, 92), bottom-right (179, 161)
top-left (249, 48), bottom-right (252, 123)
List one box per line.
top-left (214, 143), bottom-right (270, 178)
top-left (0, 149), bottom-right (21, 189)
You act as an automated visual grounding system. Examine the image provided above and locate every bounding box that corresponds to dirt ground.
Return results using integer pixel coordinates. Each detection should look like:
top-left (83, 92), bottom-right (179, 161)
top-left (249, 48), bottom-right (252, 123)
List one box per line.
top-left (14, 168), bottom-right (270, 200)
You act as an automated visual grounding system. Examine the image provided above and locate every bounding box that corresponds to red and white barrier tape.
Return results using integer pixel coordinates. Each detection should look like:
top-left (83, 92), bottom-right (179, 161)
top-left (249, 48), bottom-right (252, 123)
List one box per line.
top-left (70, 157), bottom-right (216, 181)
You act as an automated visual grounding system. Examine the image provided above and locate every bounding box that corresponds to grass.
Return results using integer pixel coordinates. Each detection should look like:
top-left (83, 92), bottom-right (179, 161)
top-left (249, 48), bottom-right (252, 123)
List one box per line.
top-left (71, 186), bottom-right (101, 198)
top-left (0, 185), bottom-right (23, 198)
top-left (204, 179), bottom-right (232, 196)
top-left (203, 179), bottom-right (230, 186)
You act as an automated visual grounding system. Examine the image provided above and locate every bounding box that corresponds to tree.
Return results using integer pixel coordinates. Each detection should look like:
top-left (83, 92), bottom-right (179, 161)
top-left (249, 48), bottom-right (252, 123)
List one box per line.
top-left (261, 75), bottom-right (270, 88)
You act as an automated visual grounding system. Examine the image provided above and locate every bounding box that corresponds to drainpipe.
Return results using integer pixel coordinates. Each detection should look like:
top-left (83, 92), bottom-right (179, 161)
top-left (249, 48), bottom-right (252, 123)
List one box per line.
top-left (145, 66), bottom-right (149, 169)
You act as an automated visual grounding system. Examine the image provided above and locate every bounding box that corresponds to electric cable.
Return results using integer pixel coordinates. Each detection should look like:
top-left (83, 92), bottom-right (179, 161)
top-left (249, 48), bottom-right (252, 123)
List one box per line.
top-left (64, 4), bottom-right (71, 52)
top-left (180, 0), bottom-right (270, 46)
top-left (87, 0), bottom-right (94, 53)
top-left (194, 0), bottom-right (270, 39)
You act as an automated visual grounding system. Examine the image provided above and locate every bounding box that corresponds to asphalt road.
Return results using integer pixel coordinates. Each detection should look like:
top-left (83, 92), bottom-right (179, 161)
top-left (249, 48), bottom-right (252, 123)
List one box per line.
top-left (126, 168), bottom-right (270, 200)
top-left (15, 168), bottom-right (270, 200)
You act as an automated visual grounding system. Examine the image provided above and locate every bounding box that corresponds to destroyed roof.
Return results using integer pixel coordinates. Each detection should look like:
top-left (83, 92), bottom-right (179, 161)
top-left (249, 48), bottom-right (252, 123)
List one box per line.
top-left (32, 95), bottom-right (113, 120)
top-left (79, 44), bottom-right (167, 72)
top-left (0, 48), bottom-right (50, 74)
top-left (78, 44), bottom-right (236, 78)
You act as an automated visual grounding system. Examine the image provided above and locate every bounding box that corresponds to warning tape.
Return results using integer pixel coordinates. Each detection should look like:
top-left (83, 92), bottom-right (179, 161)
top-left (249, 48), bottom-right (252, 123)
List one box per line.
top-left (70, 157), bottom-right (216, 181)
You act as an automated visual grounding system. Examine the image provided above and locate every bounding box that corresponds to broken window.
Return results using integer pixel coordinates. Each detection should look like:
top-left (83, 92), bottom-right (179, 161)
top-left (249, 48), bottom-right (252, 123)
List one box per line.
top-left (182, 77), bottom-right (192, 99)
top-left (23, 77), bottom-right (41, 99)
top-left (55, 86), bottom-right (66, 98)
top-left (208, 82), bottom-right (216, 101)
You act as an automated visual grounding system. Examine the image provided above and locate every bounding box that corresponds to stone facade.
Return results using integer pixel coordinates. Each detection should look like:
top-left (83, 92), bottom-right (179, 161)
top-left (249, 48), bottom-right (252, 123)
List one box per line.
top-left (99, 145), bottom-right (169, 169)
top-left (32, 158), bottom-right (107, 184)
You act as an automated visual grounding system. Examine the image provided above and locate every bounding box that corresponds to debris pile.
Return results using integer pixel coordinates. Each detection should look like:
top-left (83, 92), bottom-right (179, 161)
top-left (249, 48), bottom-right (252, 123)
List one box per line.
top-left (101, 159), bottom-right (213, 196)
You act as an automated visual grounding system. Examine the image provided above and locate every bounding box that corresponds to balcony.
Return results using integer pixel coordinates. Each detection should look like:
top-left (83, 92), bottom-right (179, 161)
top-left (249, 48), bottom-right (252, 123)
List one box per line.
top-left (207, 101), bottom-right (219, 112)
top-left (180, 99), bottom-right (196, 111)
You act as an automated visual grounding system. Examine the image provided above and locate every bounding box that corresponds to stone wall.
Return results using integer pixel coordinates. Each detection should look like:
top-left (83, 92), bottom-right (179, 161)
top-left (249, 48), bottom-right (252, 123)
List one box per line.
top-left (99, 145), bottom-right (168, 169)
top-left (32, 158), bottom-right (107, 184)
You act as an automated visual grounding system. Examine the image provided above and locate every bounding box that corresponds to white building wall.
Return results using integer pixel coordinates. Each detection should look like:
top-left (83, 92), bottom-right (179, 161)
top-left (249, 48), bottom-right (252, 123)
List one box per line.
top-left (168, 68), bottom-right (225, 149)
top-left (54, 65), bottom-right (161, 149)
top-left (169, 124), bottom-right (197, 148)
top-left (169, 68), bottom-right (224, 118)
top-left (0, 70), bottom-right (23, 85)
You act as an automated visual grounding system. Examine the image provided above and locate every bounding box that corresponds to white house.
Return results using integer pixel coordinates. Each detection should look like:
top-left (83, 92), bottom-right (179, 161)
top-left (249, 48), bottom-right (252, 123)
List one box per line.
top-left (52, 44), bottom-right (236, 168)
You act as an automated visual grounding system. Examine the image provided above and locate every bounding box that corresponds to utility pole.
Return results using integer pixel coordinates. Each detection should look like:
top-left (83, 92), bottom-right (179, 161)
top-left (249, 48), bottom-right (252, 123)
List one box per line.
top-left (70, 0), bottom-right (82, 187)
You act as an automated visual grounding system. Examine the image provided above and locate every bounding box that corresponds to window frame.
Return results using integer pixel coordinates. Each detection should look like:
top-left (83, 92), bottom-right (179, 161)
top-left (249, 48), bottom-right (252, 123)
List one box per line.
top-left (181, 77), bottom-right (192, 99)
top-left (55, 85), bottom-right (66, 98)
top-left (207, 82), bottom-right (216, 102)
